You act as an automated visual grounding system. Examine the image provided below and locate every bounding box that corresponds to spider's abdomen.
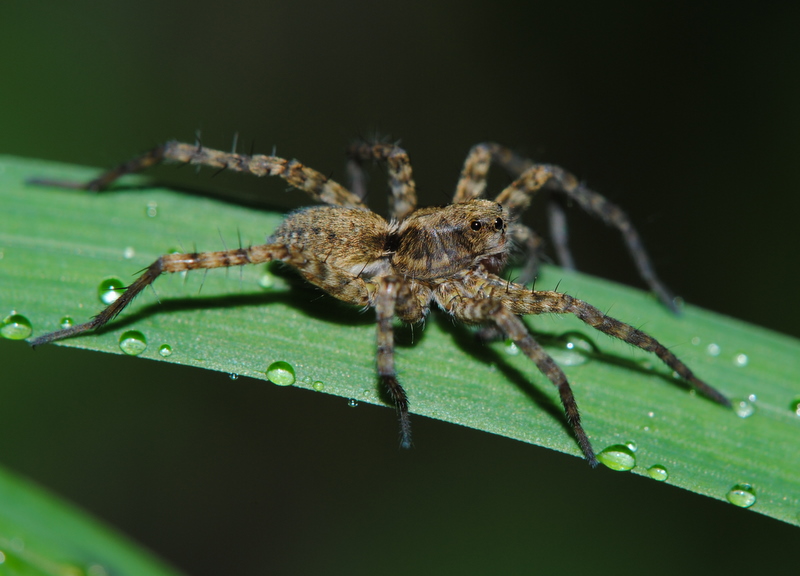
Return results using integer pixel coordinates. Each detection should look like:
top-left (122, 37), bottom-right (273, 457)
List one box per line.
top-left (271, 206), bottom-right (393, 276)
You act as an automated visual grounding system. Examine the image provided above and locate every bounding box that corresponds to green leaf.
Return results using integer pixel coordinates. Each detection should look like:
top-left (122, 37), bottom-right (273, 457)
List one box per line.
top-left (0, 462), bottom-right (182, 575)
top-left (2, 154), bottom-right (799, 532)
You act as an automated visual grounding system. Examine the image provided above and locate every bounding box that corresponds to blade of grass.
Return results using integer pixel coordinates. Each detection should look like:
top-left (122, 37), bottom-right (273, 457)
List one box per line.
top-left (2, 155), bottom-right (799, 527)
top-left (0, 462), bottom-right (183, 575)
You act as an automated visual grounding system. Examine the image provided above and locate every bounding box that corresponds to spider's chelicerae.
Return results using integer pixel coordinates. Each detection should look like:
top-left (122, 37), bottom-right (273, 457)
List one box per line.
top-left (29, 139), bottom-right (730, 466)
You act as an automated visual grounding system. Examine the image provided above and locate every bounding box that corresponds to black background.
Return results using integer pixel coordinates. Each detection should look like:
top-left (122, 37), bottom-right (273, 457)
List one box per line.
top-left (1, 3), bottom-right (798, 575)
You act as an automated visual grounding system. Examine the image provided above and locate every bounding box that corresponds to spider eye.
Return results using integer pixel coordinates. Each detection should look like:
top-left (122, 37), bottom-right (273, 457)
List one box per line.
top-left (470, 220), bottom-right (482, 231)
top-left (494, 217), bottom-right (504, 230)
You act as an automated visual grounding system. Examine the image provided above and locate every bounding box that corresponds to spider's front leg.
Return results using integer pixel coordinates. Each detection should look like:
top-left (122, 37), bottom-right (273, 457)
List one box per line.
top-left (454, 142), bottom-right (679, 312)
top-left (521, 290), bottom-right (730, 406)
top-left (29, 140), bottom-right (366, 209)
top-left (28, 243), bottom-right (296, 347)
top-left (374, 277), bottom-right (412, 448)
top-left (485, 276), bottom-right (730, 407)
top-left (436, 285), bottom-right (597, 465)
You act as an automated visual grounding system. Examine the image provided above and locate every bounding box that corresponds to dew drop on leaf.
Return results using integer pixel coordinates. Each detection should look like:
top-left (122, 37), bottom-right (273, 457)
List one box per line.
top-left (1, 313), bottom-right (32, 340)
top-left (266, 361), bottom-right (296, 386)
top-left (597, 444), bottom-right (636, 471)
top-left (726, 483), bottom-right (756, 508)
top-left (98, 277), bottom-right (125, 305)
top-left (647, 464), bottom-right (669, 482)
top-left (118, 330), bottom-right (147, 356)
top-left (548, 331), bottom-right (596, 367)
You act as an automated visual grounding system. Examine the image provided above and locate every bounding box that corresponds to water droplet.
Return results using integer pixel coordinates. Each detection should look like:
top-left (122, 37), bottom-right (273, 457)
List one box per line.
top-left (258, 266), bottom-right (278, 290)
top-left (597, 444), bottom-right (636, 471)
top-left (706, 343), bottom-right (721, 357)
top-left (312, 380), bottom-right (325, 392)
top-left (691, 336), bottom-right (701, 346)
top-left (347, 398), bottom-right (359, 408)
top-left (228, 373), bottom-right (239, 380)
top-left (158, 344), bottom-right (172, 357)
top-left (733, 397), bottom-right (756, 419)
top-left (790, 397), bottom-right (800, 416)
top-left (0, 550), bottom-right (6, 564)
top-left (266, 361), bottom-right (296, 386)
top-left (726, 483), bottom-right (756, 508)
top-left (60, 316), bottom-right (74, 329)
top-left (503, 339), bottom-right (520, 356)
top-left (647, 464), bottom-right (669, 482)
top-left (98, 277), bottom-right (125, 304)
top-left (548, 331), bottom-right (596, 367)
top-left (645, 462), bottom-right (670, 483)
top-left (123, 246), bottom-right (136, 259)
top-left (118, 330), bottom-right (147, 356)
top-left (624, 440), bottom-right (638, 452)
top-left (733, 353), bottom-right (749, 367)
top-left (146, 201), bottom-right (158, 218)
top-left (1, 313), bottom-right (32, 340)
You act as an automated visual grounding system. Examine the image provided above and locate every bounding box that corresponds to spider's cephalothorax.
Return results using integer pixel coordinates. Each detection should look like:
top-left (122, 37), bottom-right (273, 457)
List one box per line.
top-left (29, 139), bottom-right (730, 466)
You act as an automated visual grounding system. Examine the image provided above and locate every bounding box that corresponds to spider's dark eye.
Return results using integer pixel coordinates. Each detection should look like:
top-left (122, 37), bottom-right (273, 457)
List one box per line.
top-left (470, 220), bottom-right (482, 231)
top-left (494, 217), bottom-right (504, 230)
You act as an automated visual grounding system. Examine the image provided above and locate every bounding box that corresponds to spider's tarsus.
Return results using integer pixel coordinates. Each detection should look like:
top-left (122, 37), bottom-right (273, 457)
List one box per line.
top-left (26, 177), bottom-right (91, 190)
top-left (28, 320), bottom-right (97, 348)
top-left (398, 416), bottom-right (413, 450)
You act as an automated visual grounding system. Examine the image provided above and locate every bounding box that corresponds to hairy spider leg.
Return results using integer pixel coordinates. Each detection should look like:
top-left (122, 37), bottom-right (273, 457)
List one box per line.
top-left (476, 272), bottom-right (730, 406)
top-left (454, 146), bottom-right (548, 282)
top-left (375, 277), bottom-right (413, 448)
top-left (437, 272), bottom-right (728, 464)
top-left (28, 244), bottom-right (292, 347)
top-left (31, 141), bottom-right (367, 209)
top-left (347, 141), bottom-right (418, 220)
top-left (546, 198), bottom-right (575, 270)
top-left (437, 286), bottom-right (598, 465)
top-left (455, 142), bottom-right (679, 313)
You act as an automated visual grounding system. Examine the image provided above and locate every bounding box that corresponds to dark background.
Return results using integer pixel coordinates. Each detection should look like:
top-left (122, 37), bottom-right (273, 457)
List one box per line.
top-left (1, 2), bottom-right (798, 575)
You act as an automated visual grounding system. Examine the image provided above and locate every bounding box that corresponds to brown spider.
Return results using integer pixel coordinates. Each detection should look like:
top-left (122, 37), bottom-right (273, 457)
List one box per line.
top-left (28, 139), bottom-right (730, 466)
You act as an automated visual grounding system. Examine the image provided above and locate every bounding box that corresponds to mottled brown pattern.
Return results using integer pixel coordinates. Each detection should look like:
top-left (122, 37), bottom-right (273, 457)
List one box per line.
top-left (28, 139), bottom-right (729, 466)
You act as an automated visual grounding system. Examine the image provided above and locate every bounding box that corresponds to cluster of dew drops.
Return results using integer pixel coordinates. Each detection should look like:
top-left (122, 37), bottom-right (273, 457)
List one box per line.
top-left (502, 330), bottom-right (796, 510)
top-left (3, 269), bottom-right (800, 513)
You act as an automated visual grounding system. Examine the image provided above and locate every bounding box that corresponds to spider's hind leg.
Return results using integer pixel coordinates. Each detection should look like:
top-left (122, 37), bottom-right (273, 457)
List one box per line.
top-left (28, 243), bottom-right (293, 347)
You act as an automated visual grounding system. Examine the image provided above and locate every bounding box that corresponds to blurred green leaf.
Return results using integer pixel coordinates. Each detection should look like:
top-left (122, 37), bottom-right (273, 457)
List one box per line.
top-left (0, 462), bottom-right (182, 576)
top-left (2, 155), bottom-right (799, 531)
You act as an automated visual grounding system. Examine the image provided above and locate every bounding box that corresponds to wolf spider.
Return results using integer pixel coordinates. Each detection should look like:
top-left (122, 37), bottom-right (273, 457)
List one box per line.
top-left (29, 139), bottom-right (730, 466)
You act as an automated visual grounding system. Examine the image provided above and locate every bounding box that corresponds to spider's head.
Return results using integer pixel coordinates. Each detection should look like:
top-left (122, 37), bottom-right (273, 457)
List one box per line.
top-left (392, 199), bottom-right (508, 278)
